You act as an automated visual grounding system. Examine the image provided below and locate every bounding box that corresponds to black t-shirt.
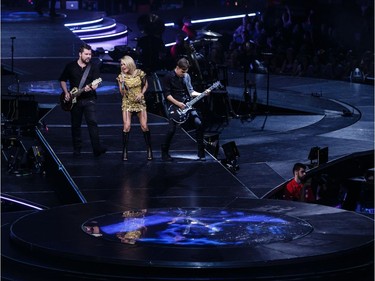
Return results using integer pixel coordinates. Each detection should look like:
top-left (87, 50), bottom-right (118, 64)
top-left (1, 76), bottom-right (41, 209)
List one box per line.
top-left (163, 71), bottom-right (193, 103)
top-left (59, 61), bottom-right (100, 100)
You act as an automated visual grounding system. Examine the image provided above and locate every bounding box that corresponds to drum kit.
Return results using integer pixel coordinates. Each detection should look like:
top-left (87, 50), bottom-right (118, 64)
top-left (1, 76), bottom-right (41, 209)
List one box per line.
top-left (197, 29), bottom-right (222, 41)
top-left (187, 29), bottom-right (223, 84)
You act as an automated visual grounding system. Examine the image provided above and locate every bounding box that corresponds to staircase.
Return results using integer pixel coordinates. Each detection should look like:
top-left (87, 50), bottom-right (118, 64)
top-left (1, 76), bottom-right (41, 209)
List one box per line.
top-left (64, 15), bottom-right (129, 51)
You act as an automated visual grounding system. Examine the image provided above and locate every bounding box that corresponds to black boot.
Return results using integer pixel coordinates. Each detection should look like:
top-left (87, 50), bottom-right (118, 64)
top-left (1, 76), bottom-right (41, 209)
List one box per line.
top-left (122, 131), bottom-right (129, 161)
top-left (161, 144), bottom-right (173, 161)
top-left (143, 130), bottom-right (153, 160)
top-left (198, 144), bottom-right (206, 161)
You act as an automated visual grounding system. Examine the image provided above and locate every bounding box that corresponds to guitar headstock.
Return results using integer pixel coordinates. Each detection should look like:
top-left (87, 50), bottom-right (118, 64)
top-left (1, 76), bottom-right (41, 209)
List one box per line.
top-left (210, 81), bottom-right (223, 90)
top-left (92, 78), bottom-right (102, 87)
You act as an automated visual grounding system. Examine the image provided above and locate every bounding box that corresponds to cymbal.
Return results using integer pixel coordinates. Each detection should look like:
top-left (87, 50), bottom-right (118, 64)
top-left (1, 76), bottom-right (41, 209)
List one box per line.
top-left (203, 37), bottom-right (218, 42)
top-left (197, 29), bottom-right (222, 37)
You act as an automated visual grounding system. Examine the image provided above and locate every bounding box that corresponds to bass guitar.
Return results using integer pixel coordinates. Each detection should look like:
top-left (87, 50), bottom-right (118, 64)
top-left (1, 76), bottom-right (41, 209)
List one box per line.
top-left (60, 78), bottom-right (102, 111)
top-left (168, 81), bottom-right (222, 124)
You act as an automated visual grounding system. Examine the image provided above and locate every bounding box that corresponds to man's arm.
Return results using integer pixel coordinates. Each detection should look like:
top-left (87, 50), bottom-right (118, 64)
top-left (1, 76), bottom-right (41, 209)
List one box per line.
top-left (60, 81), bottom-right (70, 101)
top-left (166, 95), bottom-right (186, 109)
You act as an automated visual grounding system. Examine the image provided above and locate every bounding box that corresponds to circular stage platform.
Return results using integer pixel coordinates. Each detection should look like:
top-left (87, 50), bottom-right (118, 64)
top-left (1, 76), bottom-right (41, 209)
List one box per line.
top-left (4, 199), bottom-right (373, 280)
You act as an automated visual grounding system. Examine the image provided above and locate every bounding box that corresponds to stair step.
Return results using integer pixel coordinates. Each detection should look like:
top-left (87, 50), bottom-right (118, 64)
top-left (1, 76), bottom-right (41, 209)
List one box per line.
top-left (69, 17), bottom-right (117, 35)
top-left (79, 23), bottom-right (128, 41)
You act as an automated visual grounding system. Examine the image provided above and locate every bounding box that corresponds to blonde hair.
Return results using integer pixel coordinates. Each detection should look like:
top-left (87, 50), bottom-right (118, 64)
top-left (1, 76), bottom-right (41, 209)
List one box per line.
top-left (120, 55), bottom-right (137, 74)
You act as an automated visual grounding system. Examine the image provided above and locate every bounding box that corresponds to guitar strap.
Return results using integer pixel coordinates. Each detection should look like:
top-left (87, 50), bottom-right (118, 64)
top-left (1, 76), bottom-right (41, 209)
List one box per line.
top-left (70, 64), bottom-right (91, 107)
top-left (78, 64), bottom-right (91, 89)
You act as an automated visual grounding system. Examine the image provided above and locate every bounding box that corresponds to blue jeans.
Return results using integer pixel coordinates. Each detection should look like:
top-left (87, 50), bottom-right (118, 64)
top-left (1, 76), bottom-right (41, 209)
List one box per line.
top-left (70, 98), bottom-right (101, 153)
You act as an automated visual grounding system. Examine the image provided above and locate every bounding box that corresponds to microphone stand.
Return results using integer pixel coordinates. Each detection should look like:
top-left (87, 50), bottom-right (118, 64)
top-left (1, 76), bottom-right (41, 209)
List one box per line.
top-left (10, 36), bottom-right (21, 95)
top-left (261, 52), bottom-right (272, 130)
top-left (11, 36), bottom-right (16, 74)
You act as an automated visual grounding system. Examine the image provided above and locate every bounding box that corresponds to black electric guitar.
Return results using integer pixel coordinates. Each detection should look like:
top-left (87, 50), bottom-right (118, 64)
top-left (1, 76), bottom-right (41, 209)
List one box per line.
top-left (168, 81), bottom-right (222, 124)
top-left (60, 78), bottom-right (102, 111)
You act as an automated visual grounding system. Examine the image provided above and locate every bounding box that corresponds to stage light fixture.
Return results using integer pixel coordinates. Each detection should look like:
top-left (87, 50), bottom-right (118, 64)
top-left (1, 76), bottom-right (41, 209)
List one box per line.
top-left (308, 146), bottom-right (328, 167)
top-left (221, 141), bottom-right (240, 173)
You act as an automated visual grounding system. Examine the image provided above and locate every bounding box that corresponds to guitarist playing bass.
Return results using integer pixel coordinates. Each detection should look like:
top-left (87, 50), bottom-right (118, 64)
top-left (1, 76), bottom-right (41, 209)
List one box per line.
top-left (161, 58), bottom-right (213, 162)
top-left (59, 43), bottom-right (106, 157)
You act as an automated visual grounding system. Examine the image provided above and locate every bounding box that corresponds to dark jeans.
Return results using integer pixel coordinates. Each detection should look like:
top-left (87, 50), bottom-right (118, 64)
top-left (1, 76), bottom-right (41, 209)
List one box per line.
top-left (70, 98), bottom-right (101, 153)
top-left (163, 109), bottom-right (204, 150)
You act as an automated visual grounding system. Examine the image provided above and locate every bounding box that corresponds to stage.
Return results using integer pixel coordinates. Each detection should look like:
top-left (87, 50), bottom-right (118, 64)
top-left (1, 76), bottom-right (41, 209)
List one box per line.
top-left (1, 3), bottom-right (374, 281)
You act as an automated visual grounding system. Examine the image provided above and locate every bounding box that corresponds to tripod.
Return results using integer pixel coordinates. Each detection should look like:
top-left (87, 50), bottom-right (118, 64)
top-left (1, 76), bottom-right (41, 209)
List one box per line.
top-left (238, 46), bottom-right (256, 121)
top-left (261, 52), bottom-right (272, 130)
top-left (10, 36), bottom-right (20, 93)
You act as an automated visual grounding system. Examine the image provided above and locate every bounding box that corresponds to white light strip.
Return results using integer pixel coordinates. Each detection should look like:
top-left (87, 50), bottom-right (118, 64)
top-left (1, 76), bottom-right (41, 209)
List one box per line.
top-left (80, 30), bottom-right (128, 41)
top-left (0, 195), bottom-right (44, 210)
top-left (191, 13), bottom-right (257, 24)
top-left (72, 23), bottom-right (117, 33)
top-left (164, 13), bottom-right (259, 47)
top-left (164, 13), bottom-right (257, 27)
top-left (64, 17), bottom-right (104, 27)
top-left (165, 42), bottom-right (175, 47)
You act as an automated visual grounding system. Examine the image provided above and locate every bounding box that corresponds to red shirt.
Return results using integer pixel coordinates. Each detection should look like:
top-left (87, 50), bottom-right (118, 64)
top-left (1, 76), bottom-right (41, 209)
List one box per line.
top-left (285, 179), bottom-right (303, 201)
top-left (285, 179), bottom-right (315, 202)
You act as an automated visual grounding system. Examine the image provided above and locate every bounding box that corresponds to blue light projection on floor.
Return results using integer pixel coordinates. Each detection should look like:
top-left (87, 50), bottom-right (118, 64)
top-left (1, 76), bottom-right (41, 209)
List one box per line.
top-left (82, 208), bottom-right (313, 246)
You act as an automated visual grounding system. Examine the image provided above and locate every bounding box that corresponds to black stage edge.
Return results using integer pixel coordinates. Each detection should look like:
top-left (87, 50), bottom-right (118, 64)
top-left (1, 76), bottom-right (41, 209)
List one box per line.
top-left (2, 200), bottom-right (374, 281)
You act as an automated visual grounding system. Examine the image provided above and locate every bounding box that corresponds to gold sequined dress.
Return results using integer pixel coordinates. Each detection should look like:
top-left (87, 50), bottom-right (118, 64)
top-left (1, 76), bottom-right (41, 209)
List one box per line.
top-left (117, 69), bottom-right (147, 112)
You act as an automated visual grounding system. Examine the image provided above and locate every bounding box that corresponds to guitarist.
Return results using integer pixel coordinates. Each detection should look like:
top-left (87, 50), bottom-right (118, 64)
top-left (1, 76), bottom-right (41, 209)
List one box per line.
top-left (161, 58), bottom-right (210, 161)
top-left (59, 43), bottom-right (106, 157)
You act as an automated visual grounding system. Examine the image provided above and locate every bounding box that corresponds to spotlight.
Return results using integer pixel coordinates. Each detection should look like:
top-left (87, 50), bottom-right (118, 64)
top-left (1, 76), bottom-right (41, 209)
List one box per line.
top-left (350, 68), bottom-right (364, 83)
top-left (308, 146), bottom-right (319, 166)
top-left (308, 146), bottom-right (328, 167)
top-left (221, 141), bottom-right (240, 173)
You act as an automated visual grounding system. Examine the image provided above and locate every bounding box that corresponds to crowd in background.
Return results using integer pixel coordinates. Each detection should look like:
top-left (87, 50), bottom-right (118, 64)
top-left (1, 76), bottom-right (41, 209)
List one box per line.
top-left (136, 1), bottom-right (374, 84)
top-left (221, 1), bottom-right (374, 82)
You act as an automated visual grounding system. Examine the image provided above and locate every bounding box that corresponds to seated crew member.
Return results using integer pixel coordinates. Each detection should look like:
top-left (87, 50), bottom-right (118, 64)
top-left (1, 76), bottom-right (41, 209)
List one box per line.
top-left (284, 163), bottom-right (314, 202)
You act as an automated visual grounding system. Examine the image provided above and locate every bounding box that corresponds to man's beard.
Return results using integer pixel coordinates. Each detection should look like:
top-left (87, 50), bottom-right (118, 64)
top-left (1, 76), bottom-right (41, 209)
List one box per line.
top-left (82, 58), bottom-right (91, 64)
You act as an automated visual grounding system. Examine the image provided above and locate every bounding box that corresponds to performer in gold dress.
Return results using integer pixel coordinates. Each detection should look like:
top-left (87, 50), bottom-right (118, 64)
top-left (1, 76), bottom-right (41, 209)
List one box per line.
top-left (116, 56), bottom-right (152, 161)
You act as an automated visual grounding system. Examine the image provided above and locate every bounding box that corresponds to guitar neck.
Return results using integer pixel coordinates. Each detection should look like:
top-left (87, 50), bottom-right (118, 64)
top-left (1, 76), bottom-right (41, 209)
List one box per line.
top-left (186, 91), bottom-right (208, 107)
top-left (72, 80), bottom-right (96, 97)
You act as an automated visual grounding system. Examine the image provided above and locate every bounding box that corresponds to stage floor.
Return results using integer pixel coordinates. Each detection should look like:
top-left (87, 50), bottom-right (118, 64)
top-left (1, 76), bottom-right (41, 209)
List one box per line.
top-left (3, 200), bottom-right (373, 280)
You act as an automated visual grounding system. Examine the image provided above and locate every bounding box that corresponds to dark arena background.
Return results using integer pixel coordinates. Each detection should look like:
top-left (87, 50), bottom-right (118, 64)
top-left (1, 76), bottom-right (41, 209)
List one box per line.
top-left (1, 0), bottom-right (374, 280)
